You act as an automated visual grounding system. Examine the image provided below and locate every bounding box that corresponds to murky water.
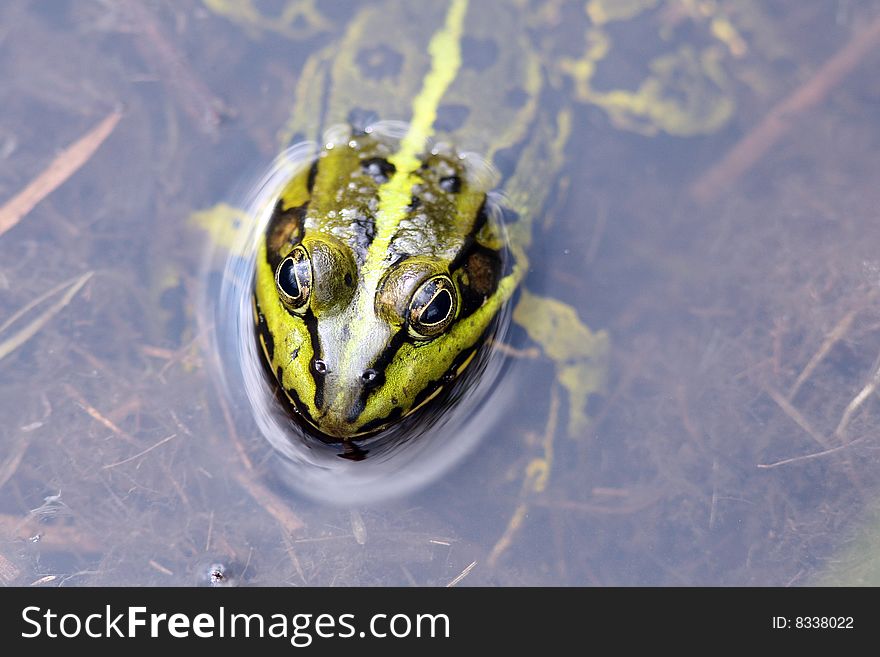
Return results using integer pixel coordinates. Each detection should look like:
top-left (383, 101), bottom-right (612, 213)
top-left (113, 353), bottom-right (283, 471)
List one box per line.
top-left (2, 0), bottom-right (880, 586)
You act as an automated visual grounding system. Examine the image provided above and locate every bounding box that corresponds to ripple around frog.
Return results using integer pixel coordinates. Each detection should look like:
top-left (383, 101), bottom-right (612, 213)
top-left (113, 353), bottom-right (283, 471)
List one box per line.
top-left (199, 135), bottom-right (517, 506)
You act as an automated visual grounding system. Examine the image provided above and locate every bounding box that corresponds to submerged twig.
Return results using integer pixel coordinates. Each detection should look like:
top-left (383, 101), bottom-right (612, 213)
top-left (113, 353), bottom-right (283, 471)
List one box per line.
top-left (217, 385), bottom-right (253, 472)
top-left (788, 303), bottom-right (866, 401)
top-left (0, 436), bottom-right (29, 491)
top-left (690, 14), bottom-right (880, 204)
top-left (64, 383), bottom-right (139, 447)
top-left (281, 532), bottom-right (307, 585)
top-left (0, 113), bottom-right (121, 237)
top-left (751, 297), bottom-right (880, 483)
top-left (757, 437), bottom-right (866, 469)
top-left (446, 560), bottom-right (477, 587)
top-left (488, 386), bottom-right (560, 567)
top-left (763, 384), bottom-right (829, 449)
top-left (148, 560), bottom-right (174, 576)
top-left (102, 433), bottom-right (178, 469)
top-left (205, 510), bottom-right (215, 552)
top-left (349, 508), bottom-right (367, 545)
top-left (832, 350), bottom-right (880, 440)
top-left (0, 552), bottom-right (20, 585)
top-left (0, 271), bottom-right (94, 363)
top-left (234, 472), bottom-right (304, 534)
top-left (0, 513), bottom-right (102, 554)
top-left (759, 352), bottom-right (880, 473)
top-left (121, 0), bottom-right (231, 134)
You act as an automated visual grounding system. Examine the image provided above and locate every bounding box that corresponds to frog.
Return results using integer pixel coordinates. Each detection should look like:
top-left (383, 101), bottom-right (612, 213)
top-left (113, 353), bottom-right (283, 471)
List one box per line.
top-left (195, 0), bottom-right (611, 445)
top-left (194, 0), bottom-right (781, 444)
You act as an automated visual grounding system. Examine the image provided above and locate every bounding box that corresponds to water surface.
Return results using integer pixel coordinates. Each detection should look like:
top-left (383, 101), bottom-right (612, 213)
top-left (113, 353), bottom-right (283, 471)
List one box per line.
top-left (2, 0), bottom-right (880, 586)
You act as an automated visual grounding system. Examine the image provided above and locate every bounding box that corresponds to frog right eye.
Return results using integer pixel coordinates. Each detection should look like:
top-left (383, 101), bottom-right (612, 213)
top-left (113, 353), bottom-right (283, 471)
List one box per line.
top-left (407, 274), bottom-right (459, 340)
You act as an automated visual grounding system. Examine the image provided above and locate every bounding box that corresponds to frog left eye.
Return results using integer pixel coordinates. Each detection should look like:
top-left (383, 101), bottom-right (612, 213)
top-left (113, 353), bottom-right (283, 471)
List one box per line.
top-left (408, 275), bottom-right (458, 340)
top-left (275, 245), bottom-right (312, 314)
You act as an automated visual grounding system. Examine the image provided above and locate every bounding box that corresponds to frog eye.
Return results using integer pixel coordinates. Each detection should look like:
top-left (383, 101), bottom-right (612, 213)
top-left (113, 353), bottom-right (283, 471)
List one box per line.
top-left (275, 245), bottom-right (312, 314)
top-left (408, 275), bottom-right (458, 340)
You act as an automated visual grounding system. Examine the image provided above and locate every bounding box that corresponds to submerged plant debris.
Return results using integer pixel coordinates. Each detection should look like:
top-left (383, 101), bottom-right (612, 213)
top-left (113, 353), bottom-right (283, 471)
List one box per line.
top-left (0, 0), bottom-right (879, 586)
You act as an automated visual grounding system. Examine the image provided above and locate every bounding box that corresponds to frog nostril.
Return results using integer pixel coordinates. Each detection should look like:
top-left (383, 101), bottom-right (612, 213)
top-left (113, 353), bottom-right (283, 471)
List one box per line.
top-left (361, 368), bottom-right (382, 387)
top-left (314, 359), bottom-right (328, 374)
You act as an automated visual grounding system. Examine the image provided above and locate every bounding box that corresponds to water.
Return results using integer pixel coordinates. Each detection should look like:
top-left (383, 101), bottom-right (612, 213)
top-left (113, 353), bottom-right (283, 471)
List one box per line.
top-left (2, 0), bottom-right (880, 586)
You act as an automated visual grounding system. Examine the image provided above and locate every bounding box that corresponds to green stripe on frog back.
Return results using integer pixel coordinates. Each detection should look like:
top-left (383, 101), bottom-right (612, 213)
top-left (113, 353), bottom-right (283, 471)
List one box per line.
top-left (343, 0), bottom-right (469, 363)
top-left (365, 0), bottom-right (468, 288)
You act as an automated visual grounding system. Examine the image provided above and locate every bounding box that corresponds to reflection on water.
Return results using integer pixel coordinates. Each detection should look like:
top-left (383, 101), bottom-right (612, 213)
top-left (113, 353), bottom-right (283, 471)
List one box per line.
top-left (1, 0), bottom-right (880, 586)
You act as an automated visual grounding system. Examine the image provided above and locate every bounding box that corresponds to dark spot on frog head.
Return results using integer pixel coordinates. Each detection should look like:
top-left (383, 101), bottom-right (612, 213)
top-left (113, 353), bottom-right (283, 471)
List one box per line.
top-left (361, 368), bottom-right (383, 389)
top-left (435, 104), bottom-right (470, 133)
top-left (461, 36), bottom-right (498, 72)
top-left (439, 175), bottom-right (461, 194)
top-left (351, 212), bottom-right (376, 253)
top-left (505, 87), bottom-right (529, 109)
top-left (344, 272), bottom-right (354, 288)
top-left (357, 45), bottom-right (403, 80)
top-left (361, 157), bottom-right (396, 184)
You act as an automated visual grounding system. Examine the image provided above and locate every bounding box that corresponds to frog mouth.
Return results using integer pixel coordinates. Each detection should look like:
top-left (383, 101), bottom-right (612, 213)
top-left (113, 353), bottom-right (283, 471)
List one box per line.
top-left (277, 385), bottom-right (395, 441)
